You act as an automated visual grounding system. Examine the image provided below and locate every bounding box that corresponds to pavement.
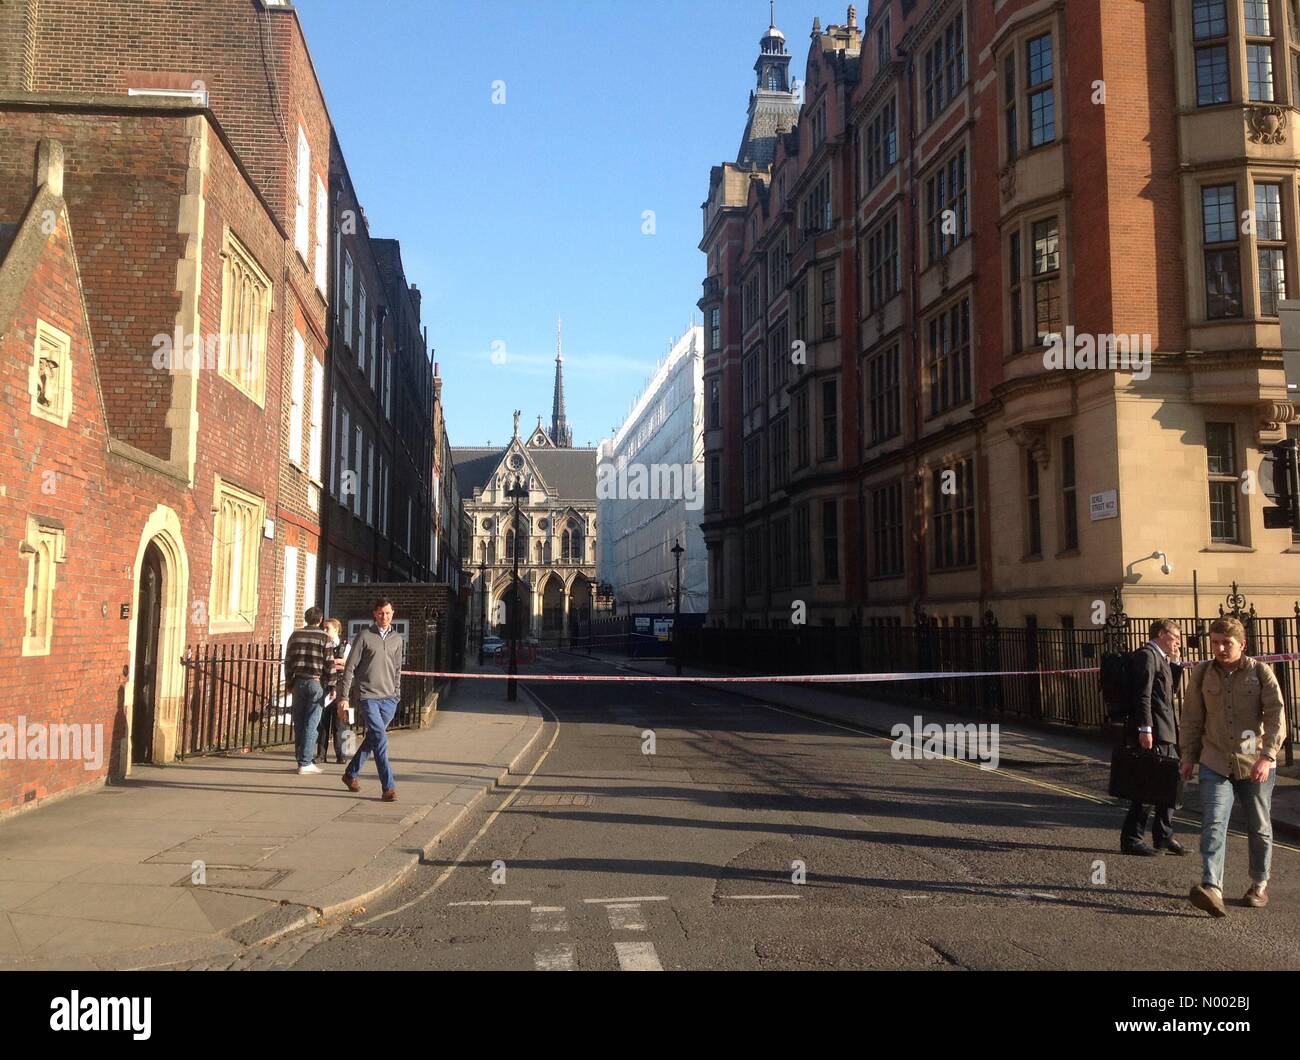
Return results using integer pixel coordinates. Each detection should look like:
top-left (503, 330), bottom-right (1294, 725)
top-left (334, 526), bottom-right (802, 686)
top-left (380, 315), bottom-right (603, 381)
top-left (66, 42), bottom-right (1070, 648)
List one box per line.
top-left (599, 651), bottom-right (1300, 843)
top-left (0, 662), bottom-right (542, 970)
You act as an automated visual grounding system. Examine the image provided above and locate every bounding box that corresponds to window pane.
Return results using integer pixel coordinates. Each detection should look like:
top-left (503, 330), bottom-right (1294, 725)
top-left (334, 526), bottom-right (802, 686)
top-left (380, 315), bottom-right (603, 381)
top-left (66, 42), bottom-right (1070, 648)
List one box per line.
top-left (1259, 248), bottom-right (1287, 315)
top-left (1193, 0), bottom-right (1228, 39)
top-left (1027, 33), bottom-right (1052, 86)
top-left (1210, 481), bottom-right (1239, 541)
top-left (1255, 183), bottom-right (1283, 240)
top-left (1033, 218), bottom-right (1060, 274)
top-left (1196, 45), bottom-right (1231, 104)
top-left (1029, 87), bottom-right (1055, 146)
top-left (1248, 44), bottom-right (1276, 100)
top-left (1245, 0), bottom-right (1272, 35)
top-left (1206, 422), bottom-right (1236, 473)
top-left (1201, 184), bottom-right (1237, 243)
top-left (1205, 249), bottom-right (1243, 318)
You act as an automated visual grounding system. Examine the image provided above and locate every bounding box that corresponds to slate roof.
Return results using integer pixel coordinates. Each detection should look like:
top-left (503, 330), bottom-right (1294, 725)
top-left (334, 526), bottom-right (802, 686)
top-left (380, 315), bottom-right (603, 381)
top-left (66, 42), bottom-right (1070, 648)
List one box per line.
top-left (452, 446), bottom-right (597, 502)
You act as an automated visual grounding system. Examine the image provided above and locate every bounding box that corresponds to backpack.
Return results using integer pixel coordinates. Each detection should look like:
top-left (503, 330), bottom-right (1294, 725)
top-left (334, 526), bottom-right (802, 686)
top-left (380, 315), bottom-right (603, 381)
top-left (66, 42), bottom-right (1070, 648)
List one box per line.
top-left (1100, 649), bottom-right (1139, 722)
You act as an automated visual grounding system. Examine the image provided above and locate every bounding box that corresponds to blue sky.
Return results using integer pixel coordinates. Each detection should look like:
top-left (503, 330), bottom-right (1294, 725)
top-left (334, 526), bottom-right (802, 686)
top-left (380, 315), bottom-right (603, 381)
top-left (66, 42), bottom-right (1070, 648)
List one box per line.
top-left (298, 0), bottom-right (829, 449)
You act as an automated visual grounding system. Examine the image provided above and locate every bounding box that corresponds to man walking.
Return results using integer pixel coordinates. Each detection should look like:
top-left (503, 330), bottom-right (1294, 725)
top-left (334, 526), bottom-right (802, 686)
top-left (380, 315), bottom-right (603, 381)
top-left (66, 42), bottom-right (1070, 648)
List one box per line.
top-left (284, 606), bottom-right (331, 776)
top-left (338, 598), bottom-right (404, 801)
top-left (1120, 619), bottom-right (1186, 856)
top-left (1182, 617), bottom-right (1287, 917)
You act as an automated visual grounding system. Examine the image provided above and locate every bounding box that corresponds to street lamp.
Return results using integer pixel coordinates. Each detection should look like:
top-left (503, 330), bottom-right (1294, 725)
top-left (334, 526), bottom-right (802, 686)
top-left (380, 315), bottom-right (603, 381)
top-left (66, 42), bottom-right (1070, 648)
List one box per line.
top-left (671, 539), bottom-right (684, 677)
top-left (477, 557), bottom-right (487, 667)
top-left (505, 478), bottom-right (529, 702)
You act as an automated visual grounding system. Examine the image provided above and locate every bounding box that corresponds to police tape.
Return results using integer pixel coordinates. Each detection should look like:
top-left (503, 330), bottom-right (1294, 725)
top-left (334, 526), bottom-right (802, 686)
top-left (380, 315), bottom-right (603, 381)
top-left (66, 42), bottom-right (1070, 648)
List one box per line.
top-left (399, 667), bottom-right (1100, 683)
top-left (401, 652), bottom-right (1300, 683)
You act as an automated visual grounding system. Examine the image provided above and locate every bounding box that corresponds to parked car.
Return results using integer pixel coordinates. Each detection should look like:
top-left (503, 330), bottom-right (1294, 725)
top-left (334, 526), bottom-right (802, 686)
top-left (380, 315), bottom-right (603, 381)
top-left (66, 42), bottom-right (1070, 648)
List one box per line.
top-left (482, 636), bottom-right (507, 659)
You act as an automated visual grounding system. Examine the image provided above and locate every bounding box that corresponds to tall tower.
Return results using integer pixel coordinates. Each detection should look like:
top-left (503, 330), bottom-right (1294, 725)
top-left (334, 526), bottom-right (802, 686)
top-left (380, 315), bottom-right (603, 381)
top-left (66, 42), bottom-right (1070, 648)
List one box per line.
top-left (737, 2), bottom-right (800, 168)
top-left (551, 316), bottom-right (573, 448)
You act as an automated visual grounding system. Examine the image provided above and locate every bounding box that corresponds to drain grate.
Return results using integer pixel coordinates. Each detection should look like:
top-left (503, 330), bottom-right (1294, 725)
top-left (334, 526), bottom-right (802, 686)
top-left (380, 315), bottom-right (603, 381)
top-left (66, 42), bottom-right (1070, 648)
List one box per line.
top-left (511, 793), bottom-right (593, 808)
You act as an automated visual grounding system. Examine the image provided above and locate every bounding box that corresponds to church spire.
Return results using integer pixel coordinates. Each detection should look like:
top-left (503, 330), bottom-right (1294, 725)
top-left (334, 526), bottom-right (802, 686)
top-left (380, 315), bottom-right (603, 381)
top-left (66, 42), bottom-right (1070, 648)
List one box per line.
top-left (550, 316), bottom-right (572, 448)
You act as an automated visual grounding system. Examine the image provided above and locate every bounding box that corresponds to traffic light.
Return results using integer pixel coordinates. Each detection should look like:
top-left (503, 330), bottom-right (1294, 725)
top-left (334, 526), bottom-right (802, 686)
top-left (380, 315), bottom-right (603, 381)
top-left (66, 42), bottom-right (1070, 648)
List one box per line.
top-left (1262, 439), bottom-right (1300, 531)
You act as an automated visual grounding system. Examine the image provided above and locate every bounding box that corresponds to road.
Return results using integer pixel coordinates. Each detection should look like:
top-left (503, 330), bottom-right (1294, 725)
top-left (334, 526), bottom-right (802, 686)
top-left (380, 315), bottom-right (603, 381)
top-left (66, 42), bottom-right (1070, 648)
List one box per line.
top-left (267, 651), bottom-right (1300, 971)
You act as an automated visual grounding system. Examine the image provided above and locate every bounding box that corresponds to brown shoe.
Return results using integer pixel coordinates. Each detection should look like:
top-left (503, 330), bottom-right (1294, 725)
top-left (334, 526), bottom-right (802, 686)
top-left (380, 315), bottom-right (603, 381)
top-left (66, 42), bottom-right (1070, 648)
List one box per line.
top-left (342, 774), bottom-right (361, 793)
top-left (382, 789), bottom-right (397, 802)
top-left (1244, 882), bottom-right (1269, 908)
top-left (1189, 883), bottom-right (1227, 918)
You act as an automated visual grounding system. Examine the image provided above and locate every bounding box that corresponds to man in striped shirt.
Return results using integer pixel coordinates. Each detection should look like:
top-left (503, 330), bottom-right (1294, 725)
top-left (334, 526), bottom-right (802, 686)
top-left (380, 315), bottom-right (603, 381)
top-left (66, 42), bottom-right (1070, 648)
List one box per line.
top-left (285, 606), bottom-right (331, 775)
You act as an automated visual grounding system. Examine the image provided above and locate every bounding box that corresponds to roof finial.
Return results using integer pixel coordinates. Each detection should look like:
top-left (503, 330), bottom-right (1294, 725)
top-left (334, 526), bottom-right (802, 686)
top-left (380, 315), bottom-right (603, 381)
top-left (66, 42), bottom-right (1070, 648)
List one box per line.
top-left (556, 315), bottom-right (563, 362)
top-left (770, 0), bottom-right (776, 29)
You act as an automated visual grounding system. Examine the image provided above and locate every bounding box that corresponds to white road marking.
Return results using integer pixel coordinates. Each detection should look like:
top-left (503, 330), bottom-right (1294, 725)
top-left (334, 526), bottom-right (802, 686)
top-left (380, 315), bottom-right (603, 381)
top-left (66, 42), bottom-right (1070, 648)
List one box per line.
top-left (582, 896), bottom-right (669, 904)
top-left (614, 941), bottom-right (663, 971)
top-left (448, 900), bottom-right (534, 907)
top-left (530, 906), bottom-right (569, 932)
top-left (719, 894), bottom-right (803, 900)
top-left (606, 902), bottom-right (647, 931)
top-left (534, 943), bottom-right (576, 971)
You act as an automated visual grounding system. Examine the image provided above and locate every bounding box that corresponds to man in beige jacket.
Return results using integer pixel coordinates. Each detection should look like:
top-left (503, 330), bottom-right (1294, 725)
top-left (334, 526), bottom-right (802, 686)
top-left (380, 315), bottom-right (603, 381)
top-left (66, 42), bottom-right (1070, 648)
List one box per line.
top-left (1180, 617), bottom-right (1287, 917)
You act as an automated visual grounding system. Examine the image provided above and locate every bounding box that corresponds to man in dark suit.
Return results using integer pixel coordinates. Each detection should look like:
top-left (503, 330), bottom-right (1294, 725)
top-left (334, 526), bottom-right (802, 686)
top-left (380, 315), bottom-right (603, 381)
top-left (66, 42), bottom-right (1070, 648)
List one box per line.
top-left (1121, 619), bottom-right (1186, 856)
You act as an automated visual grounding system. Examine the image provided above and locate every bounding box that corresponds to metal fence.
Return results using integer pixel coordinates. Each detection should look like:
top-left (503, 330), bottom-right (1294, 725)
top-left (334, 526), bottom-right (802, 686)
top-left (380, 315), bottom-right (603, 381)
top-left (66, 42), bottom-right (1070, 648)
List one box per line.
top-left (178, 642), bottom-right (428, 759)
top-left (674, 588), bottom-right (1298, 765)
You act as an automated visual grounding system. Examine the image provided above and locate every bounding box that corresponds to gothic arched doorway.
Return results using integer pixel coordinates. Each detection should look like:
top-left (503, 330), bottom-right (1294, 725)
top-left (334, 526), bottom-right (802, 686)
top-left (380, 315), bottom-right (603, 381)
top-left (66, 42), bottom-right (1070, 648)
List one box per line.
top-left (131, 542), bottom-right (164, 764)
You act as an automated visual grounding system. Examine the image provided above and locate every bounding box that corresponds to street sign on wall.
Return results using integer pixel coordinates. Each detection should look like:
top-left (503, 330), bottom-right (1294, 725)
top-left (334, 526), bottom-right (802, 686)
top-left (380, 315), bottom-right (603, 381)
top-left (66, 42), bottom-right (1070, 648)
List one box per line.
top-left (1090, 490), bottom-right (1119, 521)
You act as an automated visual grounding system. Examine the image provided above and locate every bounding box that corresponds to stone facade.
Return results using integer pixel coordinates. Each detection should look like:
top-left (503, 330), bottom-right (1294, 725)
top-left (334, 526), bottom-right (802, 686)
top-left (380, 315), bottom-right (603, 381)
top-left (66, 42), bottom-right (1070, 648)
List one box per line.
top-left (454, 414), bottom-right (598, 640)
top-left (700, 2), bottom-right (1300, 632)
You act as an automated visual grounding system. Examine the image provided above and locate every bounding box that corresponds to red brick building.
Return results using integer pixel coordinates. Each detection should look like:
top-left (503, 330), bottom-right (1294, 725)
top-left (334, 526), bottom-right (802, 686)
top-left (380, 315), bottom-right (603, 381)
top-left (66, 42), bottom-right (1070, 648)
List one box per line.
top-left (0, 113), bottom-right (286, 815)
top-left (0, 0), bottom-right (456, 815)
top-left (700, 2), bottom-right (1299, 632)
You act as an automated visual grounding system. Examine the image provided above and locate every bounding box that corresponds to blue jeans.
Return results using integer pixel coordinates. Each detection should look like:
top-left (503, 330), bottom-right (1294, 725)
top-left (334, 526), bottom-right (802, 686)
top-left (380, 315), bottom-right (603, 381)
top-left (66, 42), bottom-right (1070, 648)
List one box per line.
top-left (292, 679), bottom-right (325, 768)
top-left (345, 697), bottom-right (399, 791)
top-left (1198, 763), bottom-right (1276, 890)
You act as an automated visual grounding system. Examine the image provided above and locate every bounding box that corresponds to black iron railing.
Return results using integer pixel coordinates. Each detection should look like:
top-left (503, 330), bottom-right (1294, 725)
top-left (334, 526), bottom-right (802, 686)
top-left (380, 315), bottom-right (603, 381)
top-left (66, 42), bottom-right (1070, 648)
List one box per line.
top-left (674, 599), bottom-right (1298, 765)
top-left (178, 642), bottom-right (426, 759)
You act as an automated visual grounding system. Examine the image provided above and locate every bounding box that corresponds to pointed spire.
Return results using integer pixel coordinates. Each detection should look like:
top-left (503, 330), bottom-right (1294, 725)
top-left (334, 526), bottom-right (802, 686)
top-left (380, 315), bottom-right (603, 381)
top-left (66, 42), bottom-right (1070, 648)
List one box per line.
top-left (550, 316), bottom-right (572, 448)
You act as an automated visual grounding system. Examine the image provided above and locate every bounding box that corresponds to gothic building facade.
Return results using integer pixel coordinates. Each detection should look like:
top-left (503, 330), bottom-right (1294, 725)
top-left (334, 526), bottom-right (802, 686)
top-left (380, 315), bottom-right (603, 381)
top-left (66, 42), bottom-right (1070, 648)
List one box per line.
top-left (454, 341), bottom-right (597, 639)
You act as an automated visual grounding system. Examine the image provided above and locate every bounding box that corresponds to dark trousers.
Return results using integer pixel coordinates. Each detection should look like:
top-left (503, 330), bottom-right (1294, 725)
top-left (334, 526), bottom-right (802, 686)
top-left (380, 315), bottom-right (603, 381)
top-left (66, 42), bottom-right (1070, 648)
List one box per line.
top-left (1121, 740), bottom-right (1177, 847)
top-left (315, 695), bottom-right (346, 763)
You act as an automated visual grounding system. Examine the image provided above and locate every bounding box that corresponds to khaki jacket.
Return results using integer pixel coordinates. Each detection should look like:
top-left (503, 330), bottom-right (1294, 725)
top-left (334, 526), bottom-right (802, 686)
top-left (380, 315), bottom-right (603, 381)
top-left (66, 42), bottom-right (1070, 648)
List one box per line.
top-left (1180, 657), bottom-right (1287, 781)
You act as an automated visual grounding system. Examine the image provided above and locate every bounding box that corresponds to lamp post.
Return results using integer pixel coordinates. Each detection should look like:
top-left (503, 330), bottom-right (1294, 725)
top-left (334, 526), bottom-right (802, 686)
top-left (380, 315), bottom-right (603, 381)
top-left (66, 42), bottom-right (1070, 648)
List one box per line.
top-left (505, 478), bottom-right (529, 701)
top-left (477, 558), bottom-right (487, 667)
top-left (671, 539), bottom-right (684, 677)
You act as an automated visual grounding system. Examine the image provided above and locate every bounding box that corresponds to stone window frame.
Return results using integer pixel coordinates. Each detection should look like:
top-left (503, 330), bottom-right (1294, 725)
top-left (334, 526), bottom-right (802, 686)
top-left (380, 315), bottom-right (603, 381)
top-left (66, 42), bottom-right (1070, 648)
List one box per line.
top-left (21, 516), bottom-right (67, 657)
top-left (1004, 204), bottom-right (1070, 355)
top-left (1182, 0), bottom-right (1299, 107)
top-left (994, 14), bottom-right (1065, 167)
top-left (208, 475), bottom-right (266, 634)
top-left (929, 455), bottom-right (977, 572)
top-left (29, 319), bottom-right (72, 428)
top-left (1189, 167), bottom-right (1296, 322)
top-left (218, 227), bottom-right (272, 407)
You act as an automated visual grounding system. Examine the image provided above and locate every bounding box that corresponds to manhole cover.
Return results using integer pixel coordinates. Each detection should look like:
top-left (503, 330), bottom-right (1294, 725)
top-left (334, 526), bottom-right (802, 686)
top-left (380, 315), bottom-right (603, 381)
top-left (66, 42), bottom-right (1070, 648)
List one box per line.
top-left (511, 793), bottom-right (593, 808)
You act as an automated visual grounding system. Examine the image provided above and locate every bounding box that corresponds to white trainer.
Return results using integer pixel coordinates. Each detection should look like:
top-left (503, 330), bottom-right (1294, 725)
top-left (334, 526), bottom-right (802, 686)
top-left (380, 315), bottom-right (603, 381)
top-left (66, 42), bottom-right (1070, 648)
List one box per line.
top-left (297, 763), bottom-right (322, 775)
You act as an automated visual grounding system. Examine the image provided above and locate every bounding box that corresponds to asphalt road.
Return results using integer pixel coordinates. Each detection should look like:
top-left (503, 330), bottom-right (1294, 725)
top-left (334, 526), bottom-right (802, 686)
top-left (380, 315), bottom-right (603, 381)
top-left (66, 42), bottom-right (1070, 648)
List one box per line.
top-left (289, 652), bottom-right (1300, 971)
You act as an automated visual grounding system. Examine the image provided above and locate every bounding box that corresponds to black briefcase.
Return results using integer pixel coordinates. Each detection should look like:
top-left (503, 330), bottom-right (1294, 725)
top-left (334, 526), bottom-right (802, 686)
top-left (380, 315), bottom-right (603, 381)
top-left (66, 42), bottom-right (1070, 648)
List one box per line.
top-left (1108, 747), bottom-right (1184, 808)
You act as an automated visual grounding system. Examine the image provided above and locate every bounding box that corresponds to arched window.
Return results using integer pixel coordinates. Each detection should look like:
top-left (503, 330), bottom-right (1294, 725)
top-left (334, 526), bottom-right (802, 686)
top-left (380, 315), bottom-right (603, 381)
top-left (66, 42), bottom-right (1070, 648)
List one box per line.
top-left (561, 530), bottom-right (571, 561)
top-left (506, 529), bottom-right (515, 561)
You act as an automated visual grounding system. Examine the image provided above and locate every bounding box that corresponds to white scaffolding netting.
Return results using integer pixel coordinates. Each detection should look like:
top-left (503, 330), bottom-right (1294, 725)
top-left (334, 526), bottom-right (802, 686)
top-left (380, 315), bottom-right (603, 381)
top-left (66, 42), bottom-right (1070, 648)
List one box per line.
top-left (597, 327), bottom-right (707, 613)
